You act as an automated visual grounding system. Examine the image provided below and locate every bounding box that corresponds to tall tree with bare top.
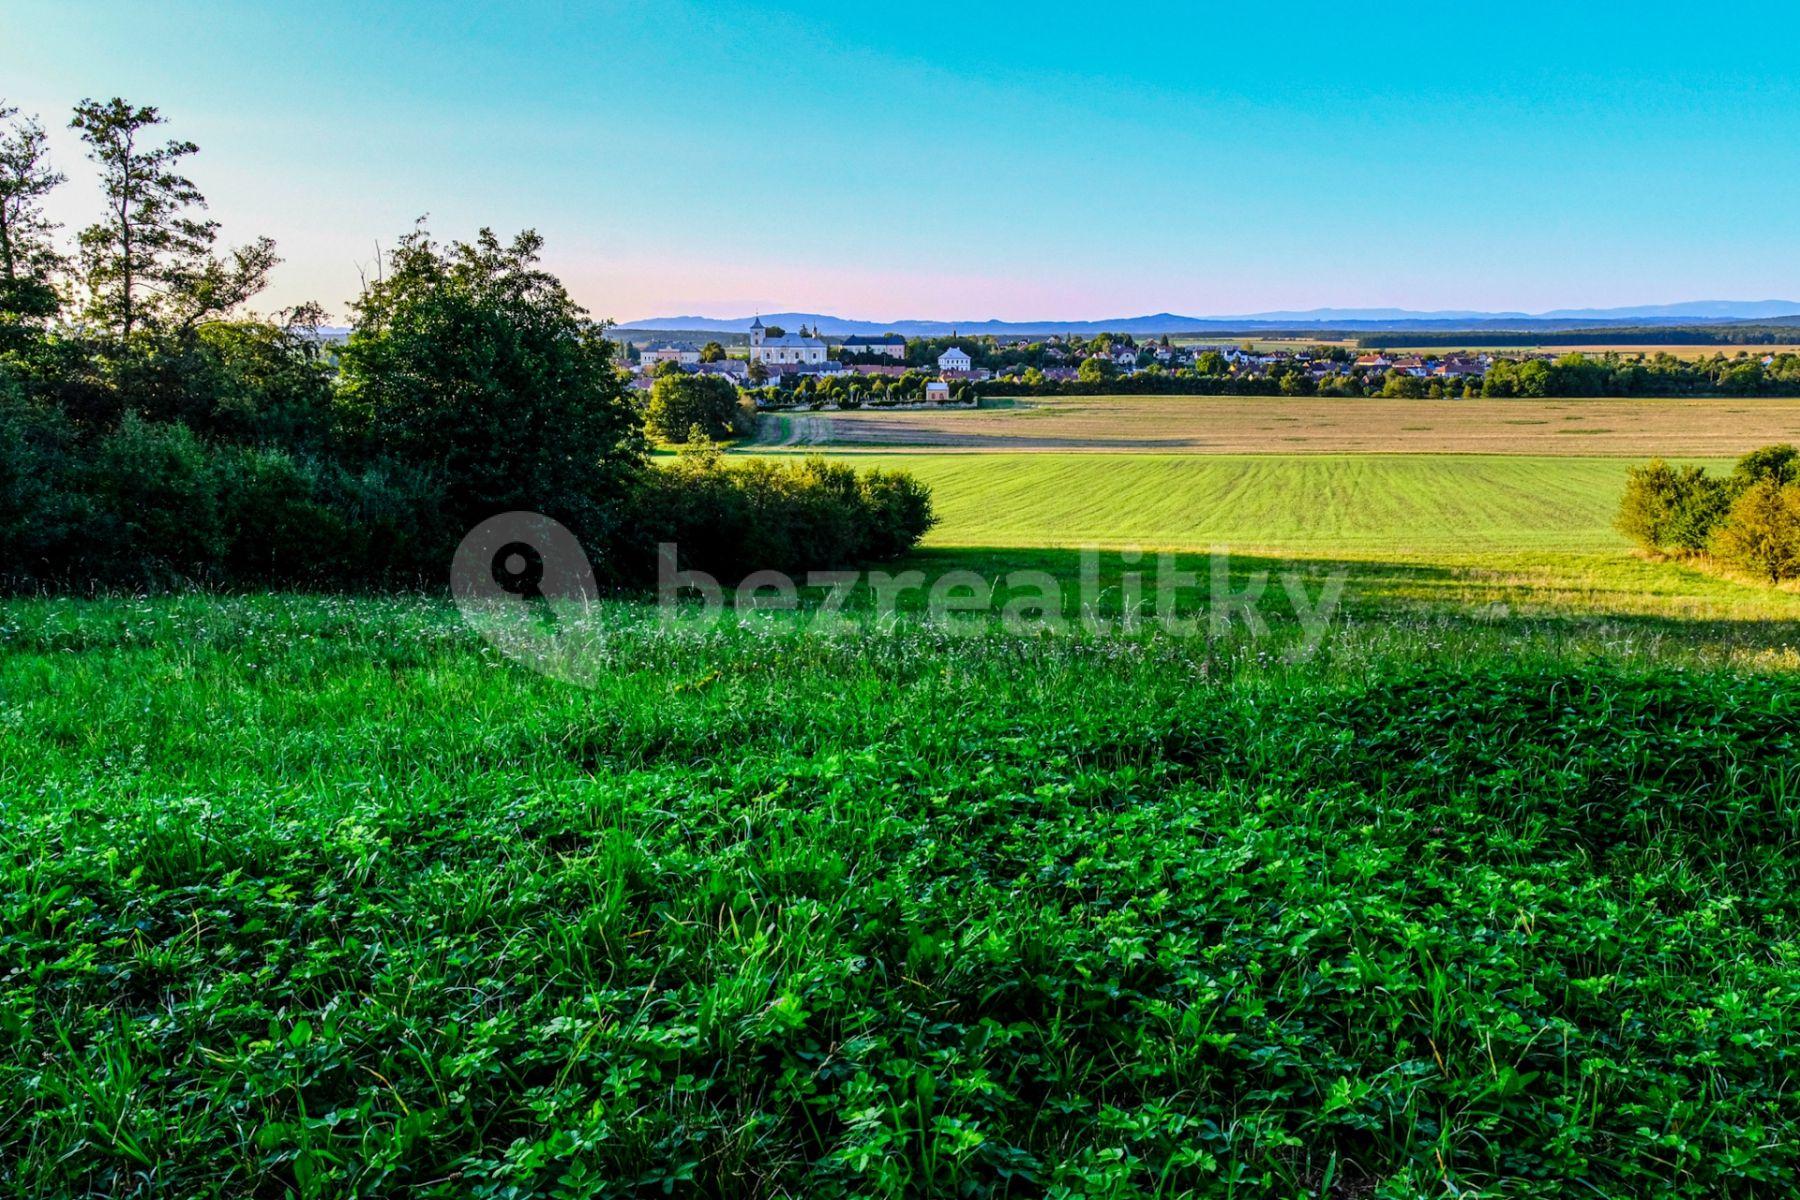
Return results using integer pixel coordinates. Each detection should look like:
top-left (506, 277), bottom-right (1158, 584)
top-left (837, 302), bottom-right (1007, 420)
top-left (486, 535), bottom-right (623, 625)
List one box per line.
top-left (0, 101), bottom-right (65, 322)
top-left (70, 97), bottom-right (276, 339)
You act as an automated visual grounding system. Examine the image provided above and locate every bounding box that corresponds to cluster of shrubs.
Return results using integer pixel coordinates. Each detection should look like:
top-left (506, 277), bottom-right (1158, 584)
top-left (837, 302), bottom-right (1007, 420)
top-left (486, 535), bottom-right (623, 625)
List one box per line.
top-left (0, 390), bottom-right (450, 589)
top-left (643, 444), bottom-right (934, 577)
top-left (744, 373), bottom-right (976, 411)
top-left (1617, 444), bottom-right (1800, 582)
top-left (0, 232), bottom-right (935, 592)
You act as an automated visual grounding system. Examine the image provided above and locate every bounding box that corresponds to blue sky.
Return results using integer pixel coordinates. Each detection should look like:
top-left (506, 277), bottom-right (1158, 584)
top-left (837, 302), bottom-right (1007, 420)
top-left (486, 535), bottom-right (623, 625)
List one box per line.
top-left (6, 1), bottom-right (1800, 322)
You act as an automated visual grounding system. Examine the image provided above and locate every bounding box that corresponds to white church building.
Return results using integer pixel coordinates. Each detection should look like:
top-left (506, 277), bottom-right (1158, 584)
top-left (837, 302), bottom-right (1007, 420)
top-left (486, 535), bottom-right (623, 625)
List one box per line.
top-left (748, 317), bottom-right (828, 366)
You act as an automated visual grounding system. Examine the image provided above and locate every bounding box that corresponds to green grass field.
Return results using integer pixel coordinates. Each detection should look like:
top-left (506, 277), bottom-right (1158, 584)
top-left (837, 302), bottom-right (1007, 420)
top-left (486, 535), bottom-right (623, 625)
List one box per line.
top-left (5, 598), bottom-right (1800, 1196)
top-left (796, 453), bottom-right (1800, 627)
top-left (11, 399), bottom-right (1800, 1195)
top-left (858, 453), bottom-right (1644, 552)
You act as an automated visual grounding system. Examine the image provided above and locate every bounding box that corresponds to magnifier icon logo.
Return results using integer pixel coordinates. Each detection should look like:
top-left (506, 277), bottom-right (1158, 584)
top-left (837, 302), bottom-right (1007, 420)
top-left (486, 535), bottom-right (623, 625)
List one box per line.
top-left (493, 540), bottom-right (546, 597)
top-left (451, 512), bottom-right (603, 686)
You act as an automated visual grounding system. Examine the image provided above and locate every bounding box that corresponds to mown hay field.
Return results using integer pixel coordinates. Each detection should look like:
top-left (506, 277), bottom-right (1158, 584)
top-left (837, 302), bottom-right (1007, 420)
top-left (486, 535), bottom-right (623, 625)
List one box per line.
top-left (759, 395), bottom-right (1800, 455)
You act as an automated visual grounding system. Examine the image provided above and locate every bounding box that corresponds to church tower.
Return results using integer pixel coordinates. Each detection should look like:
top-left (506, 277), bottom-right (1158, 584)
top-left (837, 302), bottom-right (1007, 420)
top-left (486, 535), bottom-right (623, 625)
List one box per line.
top-left (749, 315), bottom-right (765, 361)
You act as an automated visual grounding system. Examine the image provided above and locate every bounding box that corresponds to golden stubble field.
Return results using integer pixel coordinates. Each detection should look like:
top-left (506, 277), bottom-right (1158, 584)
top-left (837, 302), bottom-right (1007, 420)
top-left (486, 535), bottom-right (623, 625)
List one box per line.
top-left (765, 395), bottom-right (1800, 455)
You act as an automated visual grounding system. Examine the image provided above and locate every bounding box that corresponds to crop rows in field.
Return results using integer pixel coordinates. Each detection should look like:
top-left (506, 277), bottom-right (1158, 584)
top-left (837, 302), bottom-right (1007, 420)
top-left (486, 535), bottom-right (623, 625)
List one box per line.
top-left (768, 395), bottom-right (1800, 456)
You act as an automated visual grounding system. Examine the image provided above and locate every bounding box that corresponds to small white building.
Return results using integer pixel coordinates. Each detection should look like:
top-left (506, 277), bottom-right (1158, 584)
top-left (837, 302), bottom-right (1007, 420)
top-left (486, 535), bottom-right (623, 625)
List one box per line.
top-left (937, 346), bottom-right (972, 373)
top-left (924, 381), bottom-right (952, 403)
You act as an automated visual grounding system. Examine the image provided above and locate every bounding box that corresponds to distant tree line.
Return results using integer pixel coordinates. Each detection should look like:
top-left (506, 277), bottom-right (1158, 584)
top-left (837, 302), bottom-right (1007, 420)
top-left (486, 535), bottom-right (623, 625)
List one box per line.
top-left (965, 352), bottom-right (1800, 400)
top-left (1362, 325), bottom-right (1800, 349)
top-left (0, 97), bottom-right (934, 590)
top-left (1618, 445), bottom-right (1800, 582)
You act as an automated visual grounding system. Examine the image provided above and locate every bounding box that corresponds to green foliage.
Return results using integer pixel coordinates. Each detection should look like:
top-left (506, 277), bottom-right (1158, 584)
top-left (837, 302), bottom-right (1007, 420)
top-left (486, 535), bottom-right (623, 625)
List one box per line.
top-left (69, 97), bottom-right (275, 338)
top-left (336, 227), bottom-right (645, 555)
top-left (641, 451), bottom-right (935, 580)
top-left (1618, 445), bottom-right (1800, 578)
top-left (2, 97), bottom-right (934, 592)
top-left (1711, 478), bottom-right (1800, 582)
top-left (1076, 354), bottom-right (1114, 383)
top-left (1379, 368), bottom-right (1425, 398)
top-left (0, 224), bottom-right (929, 590)
top-left (81, 412), bottom-right (225, 578)
top-left (0, 381), bottom-right (83, 576)
top-left (1615, 458), bottom-right (1732, 555)
top-left (645, 371), bottom-right (741, 443)
top-left (1731, 442), bottom-right (1800, 489)
top-left (973, 350), bottom-right (1800, 402)
top-left (856, 468), bottom-right (937, 559)
top-left (4, 597), bottom-right (1800, 1196)
top-left (0, 102), bottom-right (66, 326)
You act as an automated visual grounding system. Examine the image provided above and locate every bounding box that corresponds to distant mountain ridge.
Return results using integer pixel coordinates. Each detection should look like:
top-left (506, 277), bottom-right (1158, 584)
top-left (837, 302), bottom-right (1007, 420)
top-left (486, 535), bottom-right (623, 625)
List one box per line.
top-left (619, 301), bottom-right (1800, 338)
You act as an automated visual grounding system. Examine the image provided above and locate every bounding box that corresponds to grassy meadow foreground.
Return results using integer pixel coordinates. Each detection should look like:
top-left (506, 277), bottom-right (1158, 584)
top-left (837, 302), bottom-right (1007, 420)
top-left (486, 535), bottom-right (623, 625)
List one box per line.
top-left (4, 595), bottom-right (1800, 1198)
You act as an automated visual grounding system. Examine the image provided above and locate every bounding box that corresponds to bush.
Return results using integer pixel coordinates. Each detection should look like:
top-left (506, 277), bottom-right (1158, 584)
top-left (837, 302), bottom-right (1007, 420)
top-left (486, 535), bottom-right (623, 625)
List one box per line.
top-left (1616, 458), bottom-right (1732, 555)
top-left (1711, 478), bottom-right (1800, 582)
top-left (81, 413), bottom-right (225, 583)
top-left (0, 382), bottom-right (85, 583)
top-left (640, 449), bottom-right (935, 582)
top-left (859, 468), bottom-right (938, 560)
top-left (212, 447), bottom-right (368, 586)
top-left (335, 227), bottom-right (644, 559)
top-left (1731, 443), bottom-right (1800, 489)
top-left (1619, 444), bottom-right (1800, 584)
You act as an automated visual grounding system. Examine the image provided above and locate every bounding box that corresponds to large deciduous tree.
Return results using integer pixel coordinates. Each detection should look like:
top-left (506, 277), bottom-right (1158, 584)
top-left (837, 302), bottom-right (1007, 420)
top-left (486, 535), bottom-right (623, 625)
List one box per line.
top-left (336, 226), bottom-right (646, 554)
top-left (646, 372), bottom-right (740, 443)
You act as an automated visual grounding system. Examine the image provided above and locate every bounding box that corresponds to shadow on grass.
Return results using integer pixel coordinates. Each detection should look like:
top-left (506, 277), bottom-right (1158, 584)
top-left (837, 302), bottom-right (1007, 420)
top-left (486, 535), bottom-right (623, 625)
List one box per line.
top-left (863, 545), bottom-right (1800, 646)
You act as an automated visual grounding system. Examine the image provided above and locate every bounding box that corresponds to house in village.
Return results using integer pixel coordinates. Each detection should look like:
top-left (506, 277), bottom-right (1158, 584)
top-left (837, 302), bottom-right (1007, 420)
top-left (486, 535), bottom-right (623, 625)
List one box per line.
top-left (643, 342), bottom-right (701, 367)
top-left (842, 334), bottom-right (906, 360)
top-left (937, 346), bottom-right (973, 373)
top-left (694, 359), bottom-right (750, 383)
